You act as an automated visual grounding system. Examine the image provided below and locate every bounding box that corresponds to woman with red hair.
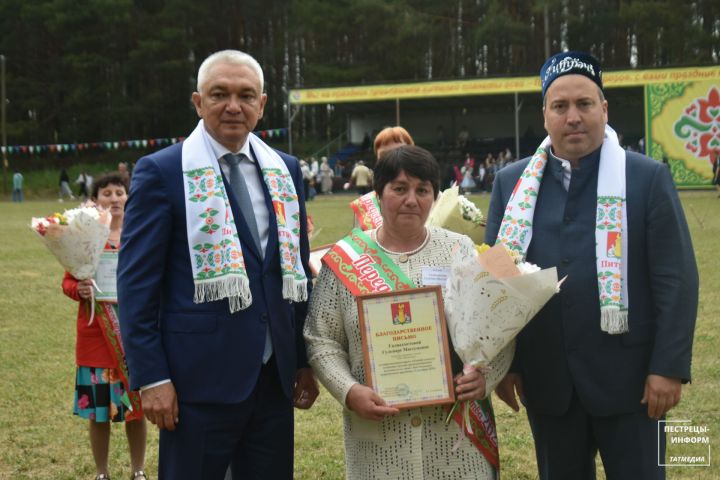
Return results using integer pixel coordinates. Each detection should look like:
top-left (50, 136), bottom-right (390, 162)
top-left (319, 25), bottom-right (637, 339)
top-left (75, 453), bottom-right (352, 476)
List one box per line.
top-left (350, 126), bottom-right (414, 230)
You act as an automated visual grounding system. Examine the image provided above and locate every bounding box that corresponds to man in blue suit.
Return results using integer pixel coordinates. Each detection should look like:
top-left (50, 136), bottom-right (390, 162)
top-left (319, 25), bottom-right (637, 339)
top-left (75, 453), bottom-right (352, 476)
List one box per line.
top-left (485, 52), bottom-right (698, 479)
top-left (118, 50), bottom-right (318, 479)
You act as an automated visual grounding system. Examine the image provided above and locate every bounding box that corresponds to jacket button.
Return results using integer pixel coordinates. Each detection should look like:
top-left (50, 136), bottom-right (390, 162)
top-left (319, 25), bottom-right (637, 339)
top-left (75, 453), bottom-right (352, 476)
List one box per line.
top-left (561, 258), bottom-right (570, 265)
top-left (260, 313), bottom-right (268, 323)
top-left (411, 416), bottom-right (422, 427)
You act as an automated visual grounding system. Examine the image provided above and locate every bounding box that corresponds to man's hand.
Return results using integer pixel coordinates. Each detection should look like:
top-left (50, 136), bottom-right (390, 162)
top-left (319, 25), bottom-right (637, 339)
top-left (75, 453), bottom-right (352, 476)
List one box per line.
top-left (455, 368), bottom-right (486, 402)
top-left (494, 373), bottom-right (524, 412)
top-left (345, 384), bottom-right (400, 421)
top-left (141, 382), bottom-right (179, 431)
top-left (293, 367), bottom-right (320, 409)
top-left (641, 374), bottom-right (682, 419)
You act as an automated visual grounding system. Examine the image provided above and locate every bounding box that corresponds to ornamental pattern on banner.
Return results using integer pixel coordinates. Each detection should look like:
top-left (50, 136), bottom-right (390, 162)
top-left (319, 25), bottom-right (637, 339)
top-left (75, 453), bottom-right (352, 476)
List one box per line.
top-left (647, 79), bottom-right (719, 186)
top-left (673, 86), bottom-right (720, 163)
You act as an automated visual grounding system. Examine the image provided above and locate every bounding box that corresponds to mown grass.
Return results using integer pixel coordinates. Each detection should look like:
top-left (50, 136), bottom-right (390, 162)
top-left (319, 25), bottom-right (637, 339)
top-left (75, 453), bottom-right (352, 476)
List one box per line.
top-left (0, 191), bottom-right (717, 479)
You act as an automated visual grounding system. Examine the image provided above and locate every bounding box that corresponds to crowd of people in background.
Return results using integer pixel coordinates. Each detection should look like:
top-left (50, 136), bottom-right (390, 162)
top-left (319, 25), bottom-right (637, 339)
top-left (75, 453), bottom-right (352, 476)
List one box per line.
top-left (297, 142), bottom-right (519, 201)
top-left (456, 148), bottom-right (517, 194)
top-left (295, 126), bottom-right (659, 200)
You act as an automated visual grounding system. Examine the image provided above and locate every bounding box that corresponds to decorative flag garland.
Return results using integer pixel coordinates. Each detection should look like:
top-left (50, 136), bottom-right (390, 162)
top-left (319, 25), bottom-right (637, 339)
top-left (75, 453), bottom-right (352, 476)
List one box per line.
top-left (0, 128), bottom-right (288, 156)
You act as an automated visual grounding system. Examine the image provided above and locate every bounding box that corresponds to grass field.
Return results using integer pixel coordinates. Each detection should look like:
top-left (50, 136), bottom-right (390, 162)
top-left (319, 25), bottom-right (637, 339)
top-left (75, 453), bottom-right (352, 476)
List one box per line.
top-left (0, 192), bottom-right (717, 479)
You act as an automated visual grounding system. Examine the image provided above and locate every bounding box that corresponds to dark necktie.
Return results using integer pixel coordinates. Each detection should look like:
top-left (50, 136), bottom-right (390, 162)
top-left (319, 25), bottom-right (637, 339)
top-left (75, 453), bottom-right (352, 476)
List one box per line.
top-left (224, 153), bottom-right (262, 254)
top-left (223, 153), bottom-right (272, 363)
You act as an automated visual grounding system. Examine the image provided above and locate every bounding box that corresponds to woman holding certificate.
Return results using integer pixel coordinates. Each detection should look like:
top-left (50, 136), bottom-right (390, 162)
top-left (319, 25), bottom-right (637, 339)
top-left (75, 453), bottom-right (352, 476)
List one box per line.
top-left (305, 145), bottom-right (513, 479)
top-left (61, 172), bottom-right (147, 480)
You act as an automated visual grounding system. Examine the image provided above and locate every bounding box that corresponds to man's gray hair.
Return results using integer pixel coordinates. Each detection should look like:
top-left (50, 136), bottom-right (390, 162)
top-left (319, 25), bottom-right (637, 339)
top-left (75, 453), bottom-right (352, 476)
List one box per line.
top-left (196, 50), bottom-right (265, 92)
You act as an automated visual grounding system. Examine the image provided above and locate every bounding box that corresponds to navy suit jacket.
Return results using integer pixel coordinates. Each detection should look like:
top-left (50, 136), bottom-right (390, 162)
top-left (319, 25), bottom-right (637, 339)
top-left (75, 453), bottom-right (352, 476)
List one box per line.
top-left (118, 141), bottom-right (312, 404)
top-left (485, 148), bottom-right (698, 416)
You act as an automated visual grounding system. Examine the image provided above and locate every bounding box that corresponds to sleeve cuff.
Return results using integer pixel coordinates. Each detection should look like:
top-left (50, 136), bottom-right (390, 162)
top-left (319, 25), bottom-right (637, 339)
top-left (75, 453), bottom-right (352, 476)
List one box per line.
top-left (140, 379), bottom-right (171, 393)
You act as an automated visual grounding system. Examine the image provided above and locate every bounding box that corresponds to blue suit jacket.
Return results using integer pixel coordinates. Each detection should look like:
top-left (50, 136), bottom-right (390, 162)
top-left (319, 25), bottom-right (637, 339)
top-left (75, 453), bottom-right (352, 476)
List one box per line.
top-left (118, 141), bottom-right (312, 403)
top-left (485, 148), bottom-right (698, 416)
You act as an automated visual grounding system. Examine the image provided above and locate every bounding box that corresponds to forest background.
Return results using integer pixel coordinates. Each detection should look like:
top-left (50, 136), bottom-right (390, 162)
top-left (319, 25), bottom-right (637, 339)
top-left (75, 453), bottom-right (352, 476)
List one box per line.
top-left (1, 0), bottom-right (719, 173)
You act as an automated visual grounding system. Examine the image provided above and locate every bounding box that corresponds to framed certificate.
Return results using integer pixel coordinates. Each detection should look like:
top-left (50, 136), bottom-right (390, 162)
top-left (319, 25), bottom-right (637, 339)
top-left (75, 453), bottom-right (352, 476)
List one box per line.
top-left (357, 286), bottom-right (455, 409)
top-left (308, 244), bottom-right (332, 277)
top-left (94, 250), bottom-right (118, 303)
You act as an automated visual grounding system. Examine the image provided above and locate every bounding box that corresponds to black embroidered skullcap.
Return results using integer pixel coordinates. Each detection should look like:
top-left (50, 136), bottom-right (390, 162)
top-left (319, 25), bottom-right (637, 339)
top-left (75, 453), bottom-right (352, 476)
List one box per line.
top-left (540, 51), bottom-right (603, 97)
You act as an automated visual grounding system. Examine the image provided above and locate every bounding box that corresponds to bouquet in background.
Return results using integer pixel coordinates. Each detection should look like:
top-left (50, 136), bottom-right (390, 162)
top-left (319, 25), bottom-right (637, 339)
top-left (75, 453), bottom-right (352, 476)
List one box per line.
top-left (32, 206), bottom-right (111, 324)
top-left (426, 186), bottom-right (485, 244)
top-left (31, 206), bottom-right (111, 280)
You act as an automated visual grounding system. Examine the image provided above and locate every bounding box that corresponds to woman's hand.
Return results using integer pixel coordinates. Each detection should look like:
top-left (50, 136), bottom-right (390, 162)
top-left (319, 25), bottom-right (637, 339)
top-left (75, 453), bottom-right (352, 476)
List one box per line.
top-left (346, 384), bottom-right (400, 421)
top-left (454, 367), bottom-right (486, 402)
top-left (77, 279), bottom-right (94, 300)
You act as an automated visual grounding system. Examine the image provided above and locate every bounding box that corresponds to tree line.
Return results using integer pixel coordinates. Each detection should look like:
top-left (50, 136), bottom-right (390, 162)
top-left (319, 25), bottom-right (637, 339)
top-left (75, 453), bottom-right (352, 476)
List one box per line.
top-left (1, 0), bottom-right (718, 149)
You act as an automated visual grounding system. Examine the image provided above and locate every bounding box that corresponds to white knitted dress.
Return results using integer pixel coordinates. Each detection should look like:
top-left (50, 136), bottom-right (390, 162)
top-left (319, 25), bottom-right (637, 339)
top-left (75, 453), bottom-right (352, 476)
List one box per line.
top-left (305, 226), bottom-right (514, 480)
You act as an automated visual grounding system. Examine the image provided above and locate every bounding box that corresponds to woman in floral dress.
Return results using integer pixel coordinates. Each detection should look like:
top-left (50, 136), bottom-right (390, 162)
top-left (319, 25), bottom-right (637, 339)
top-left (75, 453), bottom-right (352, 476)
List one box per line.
top-left (62, 172), bottom-right (147, 480)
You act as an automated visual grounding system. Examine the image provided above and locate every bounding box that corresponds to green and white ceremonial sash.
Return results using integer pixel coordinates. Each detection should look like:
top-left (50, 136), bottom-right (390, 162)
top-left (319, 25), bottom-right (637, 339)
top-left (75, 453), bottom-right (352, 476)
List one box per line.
top-left (182, 120), bottom-right (307, 313)
top-left (496, 124), bottom-right (629, 334)
top-left (322, 228), bottom-right (499, 471)
top-left (322, 228), bottom-right (412, 295)
top-left (349, 191), bottom-right (383, 231)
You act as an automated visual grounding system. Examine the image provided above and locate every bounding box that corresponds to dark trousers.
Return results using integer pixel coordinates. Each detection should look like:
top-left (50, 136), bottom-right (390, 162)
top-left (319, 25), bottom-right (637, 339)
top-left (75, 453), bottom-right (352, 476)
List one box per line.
top-left (159, 358), bottom-right (294, 480)
top-left (527, 392), bottom-right (665, 480)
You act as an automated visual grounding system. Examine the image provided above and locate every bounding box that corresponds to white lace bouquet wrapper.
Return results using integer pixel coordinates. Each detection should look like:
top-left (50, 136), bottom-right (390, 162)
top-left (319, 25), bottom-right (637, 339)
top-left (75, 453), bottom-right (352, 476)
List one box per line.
top-left (426, 186), bottom-right (485, 244)
top-left (31, 207), bottom-right (111, 280)
top-left (444, 249), bottom-right (561, 368)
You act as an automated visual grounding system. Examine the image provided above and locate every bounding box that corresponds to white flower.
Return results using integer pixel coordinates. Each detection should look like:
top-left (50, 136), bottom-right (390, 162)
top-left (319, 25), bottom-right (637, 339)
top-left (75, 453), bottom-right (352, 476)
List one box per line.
top-left (458, 195), bottom-right (485, 226)
top-left (516, 261), bottom-right (541, 274)
top-left (426, 186), bottom-right (485, 244)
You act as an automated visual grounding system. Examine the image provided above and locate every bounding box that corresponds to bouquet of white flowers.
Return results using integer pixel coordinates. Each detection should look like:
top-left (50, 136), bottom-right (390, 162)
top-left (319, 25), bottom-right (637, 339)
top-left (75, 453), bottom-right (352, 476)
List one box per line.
top-left (31, 206), bottom-right (111, 280)
top-left (445, 244), bottom-right (563, 370)
top-left (31, 206), bottom-right (111, 324)
top-left (426, 186), bottom-right (485, 244)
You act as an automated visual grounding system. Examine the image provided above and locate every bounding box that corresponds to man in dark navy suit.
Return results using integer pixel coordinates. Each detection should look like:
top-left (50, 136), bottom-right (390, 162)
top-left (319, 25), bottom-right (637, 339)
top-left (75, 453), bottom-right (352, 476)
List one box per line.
top-left (118, 50), bottom-right (318, 479)
top-left (485, 52), bottom-right (698, 479)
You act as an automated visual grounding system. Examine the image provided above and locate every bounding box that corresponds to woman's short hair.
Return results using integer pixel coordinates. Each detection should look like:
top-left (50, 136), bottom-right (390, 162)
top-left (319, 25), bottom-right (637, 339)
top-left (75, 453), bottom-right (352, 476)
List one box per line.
top-left (373, 126), bottom-right (414, 155)
top-left (373, 145), bottom-right (440, 200)
top-left (91, 172), bottom-right (129, 200)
